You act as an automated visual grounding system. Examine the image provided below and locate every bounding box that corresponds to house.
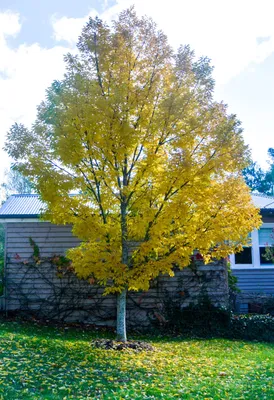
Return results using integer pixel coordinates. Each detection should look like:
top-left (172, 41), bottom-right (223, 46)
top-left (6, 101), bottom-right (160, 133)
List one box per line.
top-left (230, 193), bottom-right (274, 285)
top-left (0, 194), bottom-right (228, 324)
top-left (231, 193), bottom-right (274, 312)
top-left (1, 193), bottom-right (274, 318)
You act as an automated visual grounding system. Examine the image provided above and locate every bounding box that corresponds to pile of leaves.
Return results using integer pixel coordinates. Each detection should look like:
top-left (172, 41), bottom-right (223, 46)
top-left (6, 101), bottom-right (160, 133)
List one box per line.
top-left (92, 339), bottom-right (155, 352)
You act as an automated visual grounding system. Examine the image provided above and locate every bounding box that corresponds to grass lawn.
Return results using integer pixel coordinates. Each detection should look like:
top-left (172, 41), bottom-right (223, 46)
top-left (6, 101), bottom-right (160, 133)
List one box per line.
top-left (0, 321), bottom-right (273, 399)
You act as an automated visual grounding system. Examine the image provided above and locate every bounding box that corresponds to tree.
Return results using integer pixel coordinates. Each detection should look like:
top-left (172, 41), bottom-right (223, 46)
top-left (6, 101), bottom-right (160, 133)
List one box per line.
top-left (242, 149), bottom-right (274, 196)
top-left (1, 167), bottom-right (34, 199)
top-left (4, 8), bottom-right (261, 341)
top-left (242, 161), bottom-right (271, 194)
top-left (268, 148), bottom-right (274, 160)
top-left (265, 148), bottom-right (274, 196)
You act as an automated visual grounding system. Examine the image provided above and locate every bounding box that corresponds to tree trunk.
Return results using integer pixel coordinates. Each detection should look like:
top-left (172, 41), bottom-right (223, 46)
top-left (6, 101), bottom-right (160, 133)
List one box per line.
top-left (118, 198), bottom-right (128, 342)
top-left (118, 162), bottom-right (128, 342)
top-left (116, 288), bottom-right (127, 342)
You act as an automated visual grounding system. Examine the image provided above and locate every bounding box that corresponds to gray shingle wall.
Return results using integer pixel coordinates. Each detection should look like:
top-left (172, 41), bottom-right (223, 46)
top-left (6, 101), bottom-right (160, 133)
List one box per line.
top-left (6, 222), bottom-right (81, 259)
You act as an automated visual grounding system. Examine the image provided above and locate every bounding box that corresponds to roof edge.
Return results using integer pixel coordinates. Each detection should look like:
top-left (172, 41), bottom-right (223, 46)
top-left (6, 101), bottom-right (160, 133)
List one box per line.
top-left (0, 214), bottom-right (40, 219)
top-left (251, 193), bottom-right (274, 199)
top-left (8, 194), bottom-right (39, 197)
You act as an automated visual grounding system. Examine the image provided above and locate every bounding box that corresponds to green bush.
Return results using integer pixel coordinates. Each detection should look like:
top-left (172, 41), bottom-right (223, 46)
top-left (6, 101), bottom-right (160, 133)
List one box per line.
top-left (154, 292), bottom-right (231, 335)
top-left (261, 297), bottom-right (274, 316)
top-left (227, 264), bottom-right (240, 294)
top-left (154, 291), bottom-right (274, 342)
top-left (0, 224), bottom-right (4, 296)
top-left (230, 314), bottom-right (274, 342)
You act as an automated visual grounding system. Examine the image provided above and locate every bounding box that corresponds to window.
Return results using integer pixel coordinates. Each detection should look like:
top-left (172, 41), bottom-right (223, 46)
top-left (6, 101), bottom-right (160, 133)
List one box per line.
top-left (231, 224), bottom-right (274, 268)
top-left (235, 247), bottom-right (252, 264)
top-left (232, 233), bottom-right (253, 266)
top-left (259, 228), bottom-right (274, 265)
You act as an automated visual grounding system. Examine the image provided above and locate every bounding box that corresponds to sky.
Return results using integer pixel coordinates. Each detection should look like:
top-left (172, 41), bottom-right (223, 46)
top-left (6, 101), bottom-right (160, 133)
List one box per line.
top-left (0, 0), bottom-right (274, 190)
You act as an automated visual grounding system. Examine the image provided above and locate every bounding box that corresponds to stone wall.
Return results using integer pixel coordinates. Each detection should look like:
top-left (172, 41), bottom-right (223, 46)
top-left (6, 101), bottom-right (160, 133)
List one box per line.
top-left (4, 222), bottom-right (229, 326)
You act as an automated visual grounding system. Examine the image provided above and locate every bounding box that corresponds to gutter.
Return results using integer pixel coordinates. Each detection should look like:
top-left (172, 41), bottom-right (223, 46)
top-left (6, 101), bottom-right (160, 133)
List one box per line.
top-left (0, 214), bottom-right (40, 219)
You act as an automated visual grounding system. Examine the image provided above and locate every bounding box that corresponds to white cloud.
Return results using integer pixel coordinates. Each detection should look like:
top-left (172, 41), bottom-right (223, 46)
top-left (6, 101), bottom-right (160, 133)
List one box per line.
top-left (0, 11), bottom-right (70, 198)
top-left (51, 9), bottom-right (98, 45)
top-left (0, 10), bottom-right (21, 38)
top-left (50, 0), bottom-right (274, 85)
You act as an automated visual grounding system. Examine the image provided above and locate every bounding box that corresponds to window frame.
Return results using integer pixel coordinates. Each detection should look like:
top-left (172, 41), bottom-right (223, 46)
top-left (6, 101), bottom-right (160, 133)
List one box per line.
top-left (231, 223), bottom-right (274, 269)
top-left (258, 224), bottom-right (274, 266)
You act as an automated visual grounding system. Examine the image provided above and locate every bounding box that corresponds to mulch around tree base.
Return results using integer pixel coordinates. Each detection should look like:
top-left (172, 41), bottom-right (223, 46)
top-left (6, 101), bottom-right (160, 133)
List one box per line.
top-left (91, 338), bottom-right (155, 351)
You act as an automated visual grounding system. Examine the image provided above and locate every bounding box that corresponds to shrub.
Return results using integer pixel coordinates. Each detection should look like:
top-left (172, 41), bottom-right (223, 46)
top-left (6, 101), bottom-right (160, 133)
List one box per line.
top-left (261, 297), bottom-right (274, 316)
top-left (227, 264), bottom-right (240, 294)
top-left (0, 224), bottom-right (4, 296)
top-left (154, 290), bottom-right (274, 342)
top-left (230, 314), bottom-right (274, 342)
top-left (154, 292), bottom-right (231, 335)
top-left (227, 263), bottom-right (240, 312)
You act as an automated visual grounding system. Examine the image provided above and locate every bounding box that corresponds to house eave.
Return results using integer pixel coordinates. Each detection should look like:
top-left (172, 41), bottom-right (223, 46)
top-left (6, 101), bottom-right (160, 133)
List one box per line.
top-left (260, 209), bottom-right (274, 216)
top-left (0, 215), bottom-right (41, 223)
top-left (0, 214), bottom-right (40, 219)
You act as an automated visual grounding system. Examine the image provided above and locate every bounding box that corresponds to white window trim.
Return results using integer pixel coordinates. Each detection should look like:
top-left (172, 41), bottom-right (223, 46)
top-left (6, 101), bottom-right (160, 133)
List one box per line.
top-left (231, 223), bottom-right (274, 269)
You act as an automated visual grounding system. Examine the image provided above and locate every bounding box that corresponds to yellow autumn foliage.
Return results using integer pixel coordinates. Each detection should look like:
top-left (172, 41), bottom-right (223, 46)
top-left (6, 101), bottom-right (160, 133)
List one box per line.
top-left (5, 8), bottom-right (261, 295)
